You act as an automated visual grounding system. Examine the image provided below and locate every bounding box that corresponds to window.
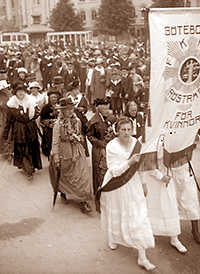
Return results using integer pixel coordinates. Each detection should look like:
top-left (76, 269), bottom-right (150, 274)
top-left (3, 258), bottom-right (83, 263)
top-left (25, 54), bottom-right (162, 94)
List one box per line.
top-left (80, 11), bottom-right (86, 22)
top-left (91, 10), bottom-right (97, 21)
top-left (79, 0), bottom-right (85, 1)
top-left (11, 0), bottom-right (14, 8)
top-left (33, 0), bottom-right (41, 5)
top-left (2, 35), bottom-right (11, 42)
top-left (12, 15), bottom-right (16, 24)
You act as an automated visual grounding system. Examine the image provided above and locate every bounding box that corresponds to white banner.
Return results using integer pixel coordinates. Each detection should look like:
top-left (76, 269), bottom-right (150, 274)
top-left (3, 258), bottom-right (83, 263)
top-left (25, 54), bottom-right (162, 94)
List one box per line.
top-left (143, 8), bottom-right (200, 159)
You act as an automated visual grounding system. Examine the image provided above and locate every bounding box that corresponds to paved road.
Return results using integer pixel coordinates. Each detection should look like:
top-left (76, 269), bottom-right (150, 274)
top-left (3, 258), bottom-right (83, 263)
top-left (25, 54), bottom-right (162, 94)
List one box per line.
top-left (0, 136), bottom-right (200, 274)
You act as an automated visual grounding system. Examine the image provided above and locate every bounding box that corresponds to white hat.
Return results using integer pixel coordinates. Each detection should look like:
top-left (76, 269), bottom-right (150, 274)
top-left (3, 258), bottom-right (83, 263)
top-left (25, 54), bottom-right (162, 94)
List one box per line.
top-left (18, 67), bottom-right (28, 74)
top-left (0, 80), bottom-right (10, 90)
top-left (96, 57), bottom-right (103, 64)
top-left (28, 81), bottom-right (42, 90)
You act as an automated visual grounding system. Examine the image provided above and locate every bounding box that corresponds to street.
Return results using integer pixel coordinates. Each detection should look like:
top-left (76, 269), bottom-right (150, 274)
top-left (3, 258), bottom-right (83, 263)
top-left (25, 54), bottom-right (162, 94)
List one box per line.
top-left (0, 133), bottom-right (200, 274)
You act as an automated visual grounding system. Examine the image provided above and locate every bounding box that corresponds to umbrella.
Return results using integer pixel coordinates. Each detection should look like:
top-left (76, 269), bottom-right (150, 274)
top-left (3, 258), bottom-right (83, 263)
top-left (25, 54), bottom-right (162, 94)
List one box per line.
top-left (49, 157), bottom-right (61, 211)
top-left (52, 166), bottom-right (60, 211)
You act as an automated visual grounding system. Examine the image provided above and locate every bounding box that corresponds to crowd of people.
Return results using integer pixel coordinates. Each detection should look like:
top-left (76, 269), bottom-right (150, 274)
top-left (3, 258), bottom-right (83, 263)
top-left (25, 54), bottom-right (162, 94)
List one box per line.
top-left (0, 39), bottom-right (199, 271)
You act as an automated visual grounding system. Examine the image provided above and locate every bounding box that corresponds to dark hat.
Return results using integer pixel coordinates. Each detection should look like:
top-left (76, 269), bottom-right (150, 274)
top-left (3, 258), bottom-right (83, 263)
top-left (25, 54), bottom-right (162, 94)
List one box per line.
top-left (47, 87), bottom-right (61, 97)
top-left (12, 83), bottom-right (27, 95)
top-left (94, 97), bottom-right (111, 107)
top-left (52, 76), bottom-right (64, 85)
top-left (57, 96), bottom-right (75, 109)
top-left (120, 66), bottom-right (130, 70)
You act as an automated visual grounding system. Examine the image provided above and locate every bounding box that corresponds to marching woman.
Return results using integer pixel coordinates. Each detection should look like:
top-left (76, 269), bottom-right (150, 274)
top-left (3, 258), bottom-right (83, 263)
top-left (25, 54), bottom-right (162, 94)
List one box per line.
top-left (143, 135), bottom-right (187, 253)
top-left (49, 96), bottom-right (93, 213)
top-left (3, 83), bottom-right (42, 180)
top-left (100, 117), bottom-right (156, 271)
top-left (40, 87), bottom-right (60, 159)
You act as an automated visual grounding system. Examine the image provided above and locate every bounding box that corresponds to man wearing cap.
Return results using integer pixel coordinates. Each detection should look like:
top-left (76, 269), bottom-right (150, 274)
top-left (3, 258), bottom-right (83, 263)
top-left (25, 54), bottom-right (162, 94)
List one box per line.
top-left (51, 59), bottom-right (66, 81)
top-left (52, 76), bottom-right (65, 97)
top-left (85, 58), bottom-right (95, 110)
top-left (87, 98), bottom-right (116, 195)
top-left (133, 76), bottom-right (149, 114)
top-left (63, 60), bottom-right (79, 91)
top-left (12, 52), bottom-right (25, 83)
top-left (120, 66), bottom-right (134, 110)
top-left (40, 50), bottom-right (53, 89)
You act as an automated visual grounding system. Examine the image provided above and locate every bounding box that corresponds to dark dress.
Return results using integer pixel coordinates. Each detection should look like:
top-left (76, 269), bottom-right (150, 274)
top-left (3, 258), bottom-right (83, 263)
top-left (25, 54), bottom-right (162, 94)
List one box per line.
top-left (40, 102), bottom-right (58, 158)
top-left (87, 112), bottom-right (116, 194)
top-left (3, 106), bottom-right (42, 175)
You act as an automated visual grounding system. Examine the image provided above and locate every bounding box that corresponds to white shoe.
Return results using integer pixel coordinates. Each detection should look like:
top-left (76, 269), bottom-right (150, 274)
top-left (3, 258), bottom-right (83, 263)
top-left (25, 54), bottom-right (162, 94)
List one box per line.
top-left (170, 240), bottom-right (187, 253)
top-left (138, 259), bottom-right (156, 271)
top-left (108, 241), bottom-right (117, 250)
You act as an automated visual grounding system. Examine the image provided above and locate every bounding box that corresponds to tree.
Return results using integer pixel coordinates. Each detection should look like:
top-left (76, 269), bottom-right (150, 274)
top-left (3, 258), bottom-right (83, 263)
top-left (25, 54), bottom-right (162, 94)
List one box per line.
top-left (0, 18), bottom-right (19, 32)
top-left (96, 0), bottom-right (135, 42)
top-left (151, 0), bottom-right (185, 8)
top-left (50, 0), bottom-right (83, 31)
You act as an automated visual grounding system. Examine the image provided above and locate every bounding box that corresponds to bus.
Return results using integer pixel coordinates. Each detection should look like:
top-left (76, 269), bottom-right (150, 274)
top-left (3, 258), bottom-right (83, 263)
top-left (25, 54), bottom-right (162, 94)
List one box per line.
top-left (46, 31), bottom-right (93, 47)
top-left (0, 32), bottom-right (29, 46)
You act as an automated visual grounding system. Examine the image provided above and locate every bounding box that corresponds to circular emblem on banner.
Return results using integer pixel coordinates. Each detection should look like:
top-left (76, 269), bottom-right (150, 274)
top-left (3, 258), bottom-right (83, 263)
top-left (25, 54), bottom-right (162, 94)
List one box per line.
top-left (179, 57), bottom-right (200, 84)
top-left (163, 36), bottom-right (200, 94)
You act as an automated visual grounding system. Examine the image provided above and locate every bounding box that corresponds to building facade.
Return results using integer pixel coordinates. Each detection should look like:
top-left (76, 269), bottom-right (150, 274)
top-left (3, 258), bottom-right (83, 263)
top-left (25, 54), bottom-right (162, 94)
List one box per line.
top-left (1, 0), bottom-right (200, 35)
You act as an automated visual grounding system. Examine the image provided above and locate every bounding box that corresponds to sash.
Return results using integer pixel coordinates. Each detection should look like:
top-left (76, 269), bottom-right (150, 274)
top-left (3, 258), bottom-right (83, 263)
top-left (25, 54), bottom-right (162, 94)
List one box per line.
top-left (95, 139), bottom-right (142, 212)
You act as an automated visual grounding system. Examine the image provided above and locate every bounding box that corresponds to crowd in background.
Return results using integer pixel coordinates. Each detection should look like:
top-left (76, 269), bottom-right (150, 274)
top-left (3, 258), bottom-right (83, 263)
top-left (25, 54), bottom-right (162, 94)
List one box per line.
top-left (0, 38), bottom-right (200, 272)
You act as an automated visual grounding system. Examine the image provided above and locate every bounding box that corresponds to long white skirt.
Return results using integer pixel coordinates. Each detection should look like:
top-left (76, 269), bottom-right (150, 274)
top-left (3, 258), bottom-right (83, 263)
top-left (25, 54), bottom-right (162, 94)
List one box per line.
top-left (171, 163), bottom-right (200, 220)
top-left (146, 171), bottom-right (181, 236)
top-left (101, 171), bottom-right (155, 250)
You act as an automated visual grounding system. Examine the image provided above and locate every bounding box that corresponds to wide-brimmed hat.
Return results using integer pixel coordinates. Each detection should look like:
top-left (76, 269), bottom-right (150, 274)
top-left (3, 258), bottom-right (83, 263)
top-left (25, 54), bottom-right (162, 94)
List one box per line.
top-left (52, 76), bottom-right (64, 85)
top-left (47, 87), bottom-right (61, 97)
top-left (94, 97), bottom-right (111, 107)
top-left (56, 97), bottom-right (76, 109)
top-left (18, 67), bottom-right (28, 74)
top-left (12, 83), bottom-right (27, 95)
top-left (96, 57), bottom-right (103, 64)
top-left (28, 81), bottom-right (42, 91)
top-left (120, 66), bottom-right (130, 71)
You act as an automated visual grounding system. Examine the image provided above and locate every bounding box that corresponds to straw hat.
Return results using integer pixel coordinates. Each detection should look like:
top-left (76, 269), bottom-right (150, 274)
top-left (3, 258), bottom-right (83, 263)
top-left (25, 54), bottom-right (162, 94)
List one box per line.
top-left (56, 97), bottom-right (76, 109)
top-left (28, 81), bottom-right (42, 91)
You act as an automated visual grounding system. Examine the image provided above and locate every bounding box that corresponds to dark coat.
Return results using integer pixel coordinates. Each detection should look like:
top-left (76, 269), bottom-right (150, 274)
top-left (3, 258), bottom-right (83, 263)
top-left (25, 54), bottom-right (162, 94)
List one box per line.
top-left (87, 112), bottom-right (116, 194)
top-left (40, 103), bottom-right (58, 158)
top-left (3, 106), bottom-right (42, 173)
top-left (63, 69), bottom-right (79, 90)
top-left (133, 87), bottom-right (149, 112)
top-left (121, 75), bottom-right (134, 101)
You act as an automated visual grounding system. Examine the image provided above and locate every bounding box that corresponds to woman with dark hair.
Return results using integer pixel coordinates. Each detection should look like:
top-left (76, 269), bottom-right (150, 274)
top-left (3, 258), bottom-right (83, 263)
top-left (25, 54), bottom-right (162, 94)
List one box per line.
top-left (40, 87), bottom-right (61, 158)
top-left (3, 83), bottom-right (42, 180)
top-left (100, 117), bottom-right (155, 271)
top-left (87, 97), bottom-right (116, 195)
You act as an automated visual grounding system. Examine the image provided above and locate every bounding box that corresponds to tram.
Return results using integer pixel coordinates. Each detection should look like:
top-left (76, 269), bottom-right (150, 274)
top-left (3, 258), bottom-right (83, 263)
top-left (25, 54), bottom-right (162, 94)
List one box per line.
top-left (0, 32), bottom-right (29, 46)
top-left (46, 31), bottom-right (93, 47)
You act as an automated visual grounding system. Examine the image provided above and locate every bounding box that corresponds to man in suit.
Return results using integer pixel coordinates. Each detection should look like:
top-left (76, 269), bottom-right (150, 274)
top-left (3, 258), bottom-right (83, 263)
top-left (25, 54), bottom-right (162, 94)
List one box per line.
top-left (63, 60), bottom-right (79, 91)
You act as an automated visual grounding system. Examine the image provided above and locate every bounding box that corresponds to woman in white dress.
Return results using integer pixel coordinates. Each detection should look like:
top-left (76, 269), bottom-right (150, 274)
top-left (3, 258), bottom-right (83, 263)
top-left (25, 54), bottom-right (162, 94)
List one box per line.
top-left (100, 117), bottom-right (156, 271)
top-left (144, 135), bottom-right (187, 253)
